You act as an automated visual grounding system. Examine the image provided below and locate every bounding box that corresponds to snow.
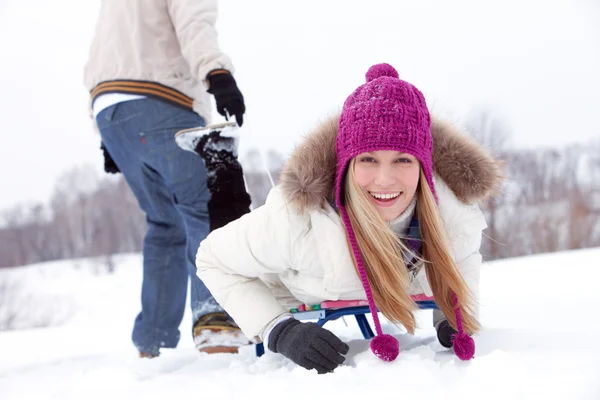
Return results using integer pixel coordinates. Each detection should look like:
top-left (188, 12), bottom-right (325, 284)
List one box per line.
top-left (1, 249), bottom-right (599, 399)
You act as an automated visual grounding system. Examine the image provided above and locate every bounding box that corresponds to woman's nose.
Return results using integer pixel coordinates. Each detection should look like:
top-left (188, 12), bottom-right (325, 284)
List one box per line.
top-left (374, 165), bottom-right (396, 187)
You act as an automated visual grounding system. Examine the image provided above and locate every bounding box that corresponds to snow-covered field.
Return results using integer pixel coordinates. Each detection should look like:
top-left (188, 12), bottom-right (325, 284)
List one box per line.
top-left (1, 248), bottom-right (599, 399)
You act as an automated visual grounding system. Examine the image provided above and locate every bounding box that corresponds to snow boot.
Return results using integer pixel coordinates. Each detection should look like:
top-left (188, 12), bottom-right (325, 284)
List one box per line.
top-left (139, 351), bottom-right (159, 359)
top-left (193, 312), bottom-right (251, 354)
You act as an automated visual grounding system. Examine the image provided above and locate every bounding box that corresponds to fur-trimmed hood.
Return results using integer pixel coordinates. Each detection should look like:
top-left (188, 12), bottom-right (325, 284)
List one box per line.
top-left (279, 114), bottom-right (504, 210)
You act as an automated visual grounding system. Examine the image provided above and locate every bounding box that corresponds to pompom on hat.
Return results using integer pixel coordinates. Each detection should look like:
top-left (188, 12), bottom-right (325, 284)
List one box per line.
top-left (336, 63), bottom-right (475, 362)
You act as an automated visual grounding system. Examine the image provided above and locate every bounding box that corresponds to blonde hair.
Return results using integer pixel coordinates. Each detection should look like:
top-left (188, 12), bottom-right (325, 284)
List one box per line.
top-left (343, 162), bottom-right (480, 335)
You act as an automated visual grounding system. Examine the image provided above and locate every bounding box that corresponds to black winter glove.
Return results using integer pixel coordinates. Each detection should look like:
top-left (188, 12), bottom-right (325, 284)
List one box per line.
top-left (437, 319), bottom-right (457, 348)
top-left (206, 71), bottom-right (245, 127)
top-left (101, 142), bottom-right (120, 174)
top-left (267, 318), bottom-right (349, 374)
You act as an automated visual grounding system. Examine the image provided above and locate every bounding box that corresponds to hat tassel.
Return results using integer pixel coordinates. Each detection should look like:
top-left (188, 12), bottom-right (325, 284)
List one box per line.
top-left (451, 292), bottom-right (475, 360)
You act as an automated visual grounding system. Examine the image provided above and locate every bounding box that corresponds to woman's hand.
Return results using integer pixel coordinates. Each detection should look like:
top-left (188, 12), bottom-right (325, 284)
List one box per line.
top-left (437, 319), bottom-right (458, 348)
top-left (267, 319), bottom-right (349, 374)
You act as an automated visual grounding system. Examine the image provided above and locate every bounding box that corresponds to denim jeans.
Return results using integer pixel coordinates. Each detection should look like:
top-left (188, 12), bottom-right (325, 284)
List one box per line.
top-left (96, 98), bottom-right (223, 355)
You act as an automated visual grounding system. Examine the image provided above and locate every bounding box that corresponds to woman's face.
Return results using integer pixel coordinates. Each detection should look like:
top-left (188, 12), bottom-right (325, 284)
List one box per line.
top-left (353, 150), bottom-right (420, 221)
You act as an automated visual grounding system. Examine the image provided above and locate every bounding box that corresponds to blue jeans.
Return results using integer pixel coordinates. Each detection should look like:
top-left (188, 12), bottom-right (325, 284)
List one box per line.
top-left (96, 98), bottom-right (222, 355)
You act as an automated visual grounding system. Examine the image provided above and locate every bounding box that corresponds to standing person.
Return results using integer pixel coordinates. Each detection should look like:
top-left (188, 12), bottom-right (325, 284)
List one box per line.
top-left (84, 0), bottom-right (252, 358)
top-left (195, 63), bottom-right (504, 373)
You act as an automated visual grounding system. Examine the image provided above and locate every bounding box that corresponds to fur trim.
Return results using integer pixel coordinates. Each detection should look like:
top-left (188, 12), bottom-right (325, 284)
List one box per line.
top-left (279, 114), bottom-right (504, 210)
top-left (431, 119), bottom-right (505, 203)
top-left (279, 116), bottom-right (338, 212)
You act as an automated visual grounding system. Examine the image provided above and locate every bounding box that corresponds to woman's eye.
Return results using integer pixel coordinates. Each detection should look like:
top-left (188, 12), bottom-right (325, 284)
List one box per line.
top-left (359, 157), bottom-right (377, 163)
top-left (395, 158), bottom-right (412, 164)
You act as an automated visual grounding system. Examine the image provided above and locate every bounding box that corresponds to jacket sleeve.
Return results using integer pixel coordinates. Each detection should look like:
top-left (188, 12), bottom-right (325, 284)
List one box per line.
top-left (166, 0), bottom-right (234, 81)
top-left (195, 187), bottom-right (294, 341)
top-left (435, 178), bottom-right (487, 313)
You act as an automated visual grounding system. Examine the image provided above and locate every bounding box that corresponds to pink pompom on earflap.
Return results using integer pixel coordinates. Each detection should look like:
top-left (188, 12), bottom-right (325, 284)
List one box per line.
top-left (452, 332), bottom-right (476, 360)
top-left (365, 63), bottom-right (399, 82)
top-left (370, 334), bottom-right (400, 362)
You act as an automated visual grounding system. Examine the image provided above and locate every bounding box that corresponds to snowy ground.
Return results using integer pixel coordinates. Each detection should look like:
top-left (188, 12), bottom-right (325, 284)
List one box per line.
top-left (1, 249), bottom-right (599, 399)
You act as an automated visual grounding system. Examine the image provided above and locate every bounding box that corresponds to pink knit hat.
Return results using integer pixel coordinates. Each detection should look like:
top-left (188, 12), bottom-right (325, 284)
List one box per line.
top-left (336, 63), bottom-right (475, 362)
top-left (336, 63), bottom-right (435, 208)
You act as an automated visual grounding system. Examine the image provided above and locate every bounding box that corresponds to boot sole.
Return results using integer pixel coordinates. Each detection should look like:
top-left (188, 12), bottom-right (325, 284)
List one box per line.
top-left (198, 346), bottom-right (240, 354)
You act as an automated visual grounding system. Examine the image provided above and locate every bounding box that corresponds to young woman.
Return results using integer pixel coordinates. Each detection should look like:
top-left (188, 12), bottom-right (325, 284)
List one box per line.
top-left (195, 63), bottom-right (504, 373)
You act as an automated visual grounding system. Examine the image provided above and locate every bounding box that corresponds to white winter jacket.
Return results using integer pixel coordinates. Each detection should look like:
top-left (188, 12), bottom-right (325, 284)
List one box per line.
top-left (196, 116), bottom-right (504, 342)
top-left (84, 0), bottom-right (234, 122)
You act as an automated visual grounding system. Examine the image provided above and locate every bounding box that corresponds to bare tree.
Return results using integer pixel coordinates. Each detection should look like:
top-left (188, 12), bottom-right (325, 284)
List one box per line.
top-left (0, 276), bottom-right (21, 330)
top-left (1, 136), bottom-right (597, 269)
top-left (0, 203), bottom-right (52, 266)
top-left (0, 165), bottom-right (144, 268)
top-left (465, 108), bottom-right (512, 156)
top-left (242, 148), bottom-right (283, 209)
top-left (464, 109), bottom-right (512, 259)
top-left (50, 166), bottom-right (101, 258)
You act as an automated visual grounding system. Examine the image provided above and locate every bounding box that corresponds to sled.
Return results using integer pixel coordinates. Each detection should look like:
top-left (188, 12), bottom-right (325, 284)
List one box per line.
top-left (175, 121), bottom-right (240, 154)
top-left (255, 296), bottom-right (438, 356)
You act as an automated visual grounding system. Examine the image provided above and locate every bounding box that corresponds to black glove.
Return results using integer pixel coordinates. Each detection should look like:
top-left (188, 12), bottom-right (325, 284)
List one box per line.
top-left (437, 319), bottom-right (457, 348)
top-left (267, 318), bottom-right (349, 374)
top-left (101, 142), bottom-right (120, 174)
top-left (206, 71), bottom-right (245, 127)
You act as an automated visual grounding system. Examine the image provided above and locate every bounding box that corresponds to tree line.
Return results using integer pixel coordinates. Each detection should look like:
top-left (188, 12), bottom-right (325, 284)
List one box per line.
top-left (1, 114), bottom-right (599, 268)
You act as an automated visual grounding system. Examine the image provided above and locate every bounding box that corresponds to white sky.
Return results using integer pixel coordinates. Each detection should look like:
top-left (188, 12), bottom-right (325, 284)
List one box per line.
top-left (0, 0), bottom-right (599, 210)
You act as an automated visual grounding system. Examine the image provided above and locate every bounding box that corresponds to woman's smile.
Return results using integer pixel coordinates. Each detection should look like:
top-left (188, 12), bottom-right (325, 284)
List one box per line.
top-left (368, 191), bottom-right (403, 207)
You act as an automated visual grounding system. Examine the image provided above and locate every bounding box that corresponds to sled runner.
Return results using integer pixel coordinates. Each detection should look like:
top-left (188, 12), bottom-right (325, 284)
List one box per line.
top-left (255, 296), bottom-right (438, 357)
